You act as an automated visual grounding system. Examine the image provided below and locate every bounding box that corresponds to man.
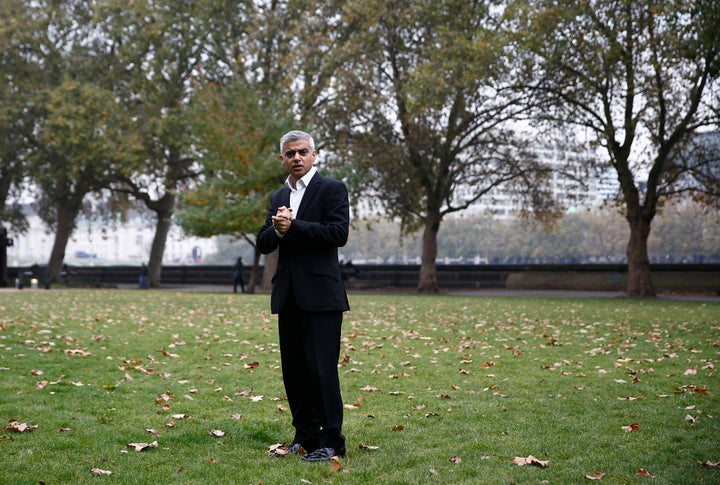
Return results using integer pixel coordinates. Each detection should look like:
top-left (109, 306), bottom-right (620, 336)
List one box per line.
top-left (257, 130), bottom-right (350, 462)
top-left (233, 256), bottom-right (245, 293)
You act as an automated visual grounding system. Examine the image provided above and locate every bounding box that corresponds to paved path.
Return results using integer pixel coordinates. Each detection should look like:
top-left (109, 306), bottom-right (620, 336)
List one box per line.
top-left (2, 284), bottom-right (718, 303)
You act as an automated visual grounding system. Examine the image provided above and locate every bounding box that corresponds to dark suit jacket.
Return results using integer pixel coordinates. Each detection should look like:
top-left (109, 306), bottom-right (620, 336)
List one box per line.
top-left (257, 172), bottom-right (350, 314)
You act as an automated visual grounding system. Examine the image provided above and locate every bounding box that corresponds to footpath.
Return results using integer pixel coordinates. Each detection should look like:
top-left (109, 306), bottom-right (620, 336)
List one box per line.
top-left (2, 284), bottom-right (718, 303)
top-left (103, 283), bottom-right (720, 303)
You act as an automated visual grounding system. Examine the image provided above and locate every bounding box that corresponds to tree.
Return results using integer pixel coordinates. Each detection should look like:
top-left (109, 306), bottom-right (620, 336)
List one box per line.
top-left (319, 0), bottom-right (559, 293)
top-left (13, 0), bottom-right (143, 282)
top-left (513, 0), bottom-right (720, 296)
top-left (0, 0), bottom-right (42, 234)
top-left (32, 78), bottom-right (139, 281)
top-left (94, 0), bottom-right (254, 287)
top-left (178, 79), bottom-right (293, 293)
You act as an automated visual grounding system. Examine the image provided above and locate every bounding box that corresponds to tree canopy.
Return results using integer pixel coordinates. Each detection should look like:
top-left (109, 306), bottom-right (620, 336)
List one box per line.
top-left (511, 0), bottom-right (720, 296)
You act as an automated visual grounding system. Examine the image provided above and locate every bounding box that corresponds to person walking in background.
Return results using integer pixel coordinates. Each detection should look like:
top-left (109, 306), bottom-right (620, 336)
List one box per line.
top-left (232, 256), bottom-right (245, 293)
top-left (139, 263), bottom-right (149, 289)
top-left (257, 130), bottom-right (350, 462)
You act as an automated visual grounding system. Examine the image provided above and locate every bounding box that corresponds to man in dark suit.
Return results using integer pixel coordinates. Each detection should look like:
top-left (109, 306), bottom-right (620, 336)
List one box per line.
top-left (257, 130), bottom-right (350, 462)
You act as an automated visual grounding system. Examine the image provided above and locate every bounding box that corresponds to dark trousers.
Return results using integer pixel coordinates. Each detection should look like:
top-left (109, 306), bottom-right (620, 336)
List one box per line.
top-left (278, 297), bottom-right (345, 451)
top-left (233, 276), bottom-right (245, 293)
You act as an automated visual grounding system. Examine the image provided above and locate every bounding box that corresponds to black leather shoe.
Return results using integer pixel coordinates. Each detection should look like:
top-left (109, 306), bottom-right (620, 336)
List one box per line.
top-left (287, 442), bottom-right (304, 455)
top-left (303, 446), bottom-right (346, 462)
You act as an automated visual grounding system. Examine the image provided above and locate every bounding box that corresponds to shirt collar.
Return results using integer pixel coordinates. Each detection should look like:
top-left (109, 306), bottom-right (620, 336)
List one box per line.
top-left (285, 165), bottom-right (317, 190)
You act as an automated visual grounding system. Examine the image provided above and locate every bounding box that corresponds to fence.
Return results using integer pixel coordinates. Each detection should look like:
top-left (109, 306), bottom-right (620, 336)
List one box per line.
top-left (6, 264), bottom-right (720, 293)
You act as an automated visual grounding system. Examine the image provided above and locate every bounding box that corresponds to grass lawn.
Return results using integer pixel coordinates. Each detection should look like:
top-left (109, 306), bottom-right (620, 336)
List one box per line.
top-left (0, 288), bottom-right (718, 484)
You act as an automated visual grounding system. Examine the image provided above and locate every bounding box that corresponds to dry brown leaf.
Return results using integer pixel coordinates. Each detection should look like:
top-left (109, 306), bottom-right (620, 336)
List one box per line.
top-left (329, 455), bottom-right (342, 472)
top-left (127, 441), bottom-right (158, 452)
top-left (90, 466), bottom-right (112, 475)
top-left (700, 459), bottom-right (720, 467)
top-left (585, 471), bottom-right (605, 480)
top-left (359, 443), bottom-right (379, 450)
top-left (621, 423), bottom-right (640, 432)
top-left (65, 348), bottom-right (91, 356)
top-left (209, 429), bottom-right (225, 437)
top-left (449, 455), bottom-right (462, 464)
top-left (637, 468), bottom-right (655, 477)
top-left (3, 420), bottom-right (38, 433)
top-left (360, 385), bottom-right (379, 392)
top-left (512, 455), bottom-right (549, 467)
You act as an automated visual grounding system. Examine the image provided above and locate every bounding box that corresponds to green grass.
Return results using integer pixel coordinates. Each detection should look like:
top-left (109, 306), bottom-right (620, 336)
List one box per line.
top-left (0, 289), bottom-right (718, 484)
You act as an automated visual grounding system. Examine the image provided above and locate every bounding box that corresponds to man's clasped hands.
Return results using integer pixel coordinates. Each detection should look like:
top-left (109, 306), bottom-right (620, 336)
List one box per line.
top-left (272, 206), bottom-right (293, 235)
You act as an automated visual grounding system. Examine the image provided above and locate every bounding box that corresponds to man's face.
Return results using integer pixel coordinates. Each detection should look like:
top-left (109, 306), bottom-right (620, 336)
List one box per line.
top-left (280, 139), bottom-right (316, 181)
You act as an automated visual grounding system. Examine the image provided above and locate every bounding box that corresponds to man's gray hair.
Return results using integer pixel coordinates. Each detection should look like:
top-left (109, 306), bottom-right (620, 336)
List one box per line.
top-left (280, 130), bottom-right (315, 153)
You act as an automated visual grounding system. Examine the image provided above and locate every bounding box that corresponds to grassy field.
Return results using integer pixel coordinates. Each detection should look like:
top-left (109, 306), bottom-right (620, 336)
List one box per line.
top-left (0, 288), bottom-right (718, 484)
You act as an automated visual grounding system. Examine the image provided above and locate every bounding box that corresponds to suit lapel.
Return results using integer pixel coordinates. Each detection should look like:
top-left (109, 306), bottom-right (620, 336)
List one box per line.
top-left (279, 186), bottom-right (291, 207)
top-left (296, 174), bottom-right (321, 219)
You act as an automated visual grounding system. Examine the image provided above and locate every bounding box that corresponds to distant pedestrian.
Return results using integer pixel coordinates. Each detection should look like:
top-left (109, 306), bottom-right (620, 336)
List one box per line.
top-left (341, 260), bottom-right (359, 281)
top-left (233, 256), bottom-right (245, 293)
top-left (139, 263), bottom-right (149, 289)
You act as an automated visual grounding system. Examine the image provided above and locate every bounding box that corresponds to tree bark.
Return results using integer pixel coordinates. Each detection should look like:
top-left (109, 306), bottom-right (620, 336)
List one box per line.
top-left (0, 224), bottom-right (8, 287)
top-left (417, 217), bottom-right (440, 293)
top-left (47, 200), bottom-right (81, 283)
top-left (147, 192), bottom-right (175, 288)
top-left (625, 211), bottom-right (656, 297)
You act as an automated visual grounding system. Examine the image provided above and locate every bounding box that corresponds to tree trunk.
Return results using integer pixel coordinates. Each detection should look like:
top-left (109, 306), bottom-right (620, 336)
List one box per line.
top-left (47, 200), bottom-right (81, 283)
top-left (147, 192), bottom-right (175, 288)
top-left (417, 217), bottom-right (440, 293)
top-left (625, 212), bottom-right (656, 297)
top-left (0, 224), bottom-right (8, 287)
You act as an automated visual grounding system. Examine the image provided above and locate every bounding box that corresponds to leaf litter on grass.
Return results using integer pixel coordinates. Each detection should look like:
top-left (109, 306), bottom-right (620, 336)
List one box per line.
top-left (1, 291), bottom-right (718, 483)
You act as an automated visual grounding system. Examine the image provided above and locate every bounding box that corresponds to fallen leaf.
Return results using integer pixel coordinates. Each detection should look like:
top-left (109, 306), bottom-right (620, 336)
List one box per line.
top-left (359, 443), bottom-right (379, 450)
top-left (330, 455), bottom-right (342, 472)
top-left (171, 414), bottom-right (190, 420)
top-left (621, 423), bottom-right (640, 432)
top-left (209, 429), bottom-right (225, 437)
top-left (585, 471), bottom-right (605, 480)
top-left (513, 455), bottom-right (549, 467)
top-left (449, 455), bottom-right (462, 463)
top-left (65, 348), bottom-right (91, 357)
top-left (90, 466), bottom-right (112, 475)
top-left (3, 420), bottom-right (38, 433)
top-left (685, 414), bottom-right (700, 423)
top-left (637, 468), bottom-right (655, 477)
top-left (277, 405), bottom-right (288, 412)
top-left (360, 385), bottom-right (379, 392)
top-left (127, 441), bottom-right (158, 452)
top-left (700, 459), bottom-right (720, 467)
top-left (231, 413), bottom-right (243, 420)
top-left (392, 425), bottom-right (404, 431)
